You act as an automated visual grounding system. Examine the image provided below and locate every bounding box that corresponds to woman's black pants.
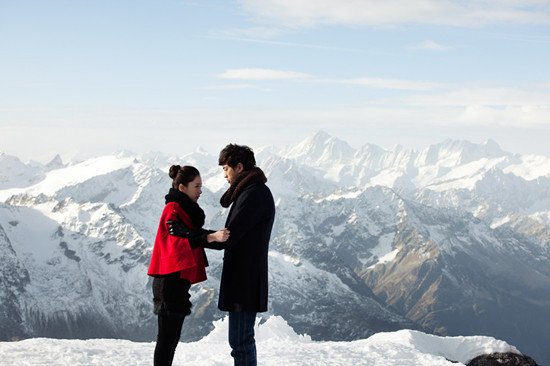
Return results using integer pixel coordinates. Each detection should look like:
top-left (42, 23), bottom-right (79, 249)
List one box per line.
top-left (152, 275), bottom-right (191, 366)
top-left (154, 310), bottom-right (186, 366)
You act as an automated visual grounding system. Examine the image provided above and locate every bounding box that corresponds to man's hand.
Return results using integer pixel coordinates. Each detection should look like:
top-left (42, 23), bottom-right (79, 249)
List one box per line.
top-left (208, 228), bottom-right (230, 243)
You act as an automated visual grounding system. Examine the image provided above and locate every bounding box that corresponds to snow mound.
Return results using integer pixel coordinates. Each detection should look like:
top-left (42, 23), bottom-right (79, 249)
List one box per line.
top-left (0, 317), bottom-right (521, 366)
top-left (197, 315), bottom-right (311, 344)
top-left (367, 329), bottom-right (519, 364)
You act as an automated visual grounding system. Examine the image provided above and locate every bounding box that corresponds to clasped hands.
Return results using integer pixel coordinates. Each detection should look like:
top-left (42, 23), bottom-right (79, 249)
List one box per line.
top-left (208, 228), bottom-right (230, 243)
top-left (167, 220), bottom-right (229, 243)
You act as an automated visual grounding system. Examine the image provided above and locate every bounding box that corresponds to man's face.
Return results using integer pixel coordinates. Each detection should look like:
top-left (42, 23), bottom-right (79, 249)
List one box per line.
top-left (222, 163), bottom-right (243, 184)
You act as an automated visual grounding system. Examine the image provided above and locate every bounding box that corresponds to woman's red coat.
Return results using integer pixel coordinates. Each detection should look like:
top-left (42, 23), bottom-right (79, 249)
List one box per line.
top-left (147, 201), bottom-right (208, 284)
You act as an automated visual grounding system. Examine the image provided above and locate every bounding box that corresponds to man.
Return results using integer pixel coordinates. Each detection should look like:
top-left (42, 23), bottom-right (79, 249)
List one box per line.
top-left (217, 143), bottom-right (275, 366)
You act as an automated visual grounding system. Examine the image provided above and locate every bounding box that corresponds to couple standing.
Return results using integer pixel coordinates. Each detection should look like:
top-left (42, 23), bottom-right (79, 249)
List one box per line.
top-left (147, 144), bottom-right (276, 366)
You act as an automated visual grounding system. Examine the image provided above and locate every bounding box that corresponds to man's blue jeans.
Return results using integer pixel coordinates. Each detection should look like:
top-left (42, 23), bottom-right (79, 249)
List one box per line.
top-left (228, 311), bottom-right (257, 366)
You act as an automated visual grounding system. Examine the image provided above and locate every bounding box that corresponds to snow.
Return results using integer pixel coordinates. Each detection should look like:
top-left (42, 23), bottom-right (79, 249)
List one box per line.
top-left (0, 152), bottom-right (44, 190)
top-left (270, 251), bottom-right (301, 266)
top-left (331, 222), bottom-right (346, 236)
top-left (365, 233), bottom-right (397, 267)
top-left (0, 316), bottom-right (519, 366)
top-left (504, 154), bottom-right (550, 180)
top-left (490, 215), bottom-right (511, 228)
top-left (320, 190), bottom-right (362, 201)
top-left (268, 251), bottom-right (353, 295)
top-left (0, 156), bottom-right (136, 201)
top-left (425, 158), bottom-right (507, 192)
top-left (368, 249), bottom-right (399, 269)
top-left (368, 169), bottom-right (404, 188)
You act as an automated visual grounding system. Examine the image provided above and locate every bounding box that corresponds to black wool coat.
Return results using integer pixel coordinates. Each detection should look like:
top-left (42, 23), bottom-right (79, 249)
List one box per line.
top-left (218, 181), bottom-right (275, 313)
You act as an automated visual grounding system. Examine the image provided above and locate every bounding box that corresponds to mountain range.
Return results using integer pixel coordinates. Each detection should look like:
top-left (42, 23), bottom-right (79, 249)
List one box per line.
top-left (1, 131), bottom-right (549, 364)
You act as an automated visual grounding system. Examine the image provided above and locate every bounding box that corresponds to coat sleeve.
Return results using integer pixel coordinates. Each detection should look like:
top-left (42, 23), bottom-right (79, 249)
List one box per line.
top-left (222, 186), bottom-right (271, 250)
top-left (188, 229), bottom-right (224, 250)
top-left (165, 204), bottom-right (194, 248)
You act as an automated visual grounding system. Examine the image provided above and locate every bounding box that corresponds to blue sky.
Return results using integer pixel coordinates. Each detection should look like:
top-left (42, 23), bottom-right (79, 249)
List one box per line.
top-left (1, 0), bottom-right (550, 162)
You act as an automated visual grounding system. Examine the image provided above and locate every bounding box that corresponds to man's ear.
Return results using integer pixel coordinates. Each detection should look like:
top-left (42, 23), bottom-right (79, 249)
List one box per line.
top-left (236, 163), bottom-right (244, 174)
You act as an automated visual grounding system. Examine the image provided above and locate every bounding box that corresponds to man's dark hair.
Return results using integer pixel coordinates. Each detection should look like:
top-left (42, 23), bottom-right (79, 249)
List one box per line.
top-left (218, 144), bottom-right (256, 170)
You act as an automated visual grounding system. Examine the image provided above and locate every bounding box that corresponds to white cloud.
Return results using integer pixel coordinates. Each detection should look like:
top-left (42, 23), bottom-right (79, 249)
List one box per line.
top-left (215, 69), bottom-right (441, 91)
top-left (401, 86), bottom-right (550, 127)
top-left (337, 77), bottom-right (442, 91)
top-left (409, 40), bottom-right (453, 51)
top-left (405, 86), bottom-right (550, 108)
top-left (213, 26), bottom-right (286, 40)
top-left (206, 35), bottom-right (392, 55)
top-left (217, 68), bottom-right (311, 80)
top-left (3, 100), bottom-right (550, 162)
top-left (202, 84), bottom-right (272, 91)
top-left (239, 0), bottom-right (550, 27)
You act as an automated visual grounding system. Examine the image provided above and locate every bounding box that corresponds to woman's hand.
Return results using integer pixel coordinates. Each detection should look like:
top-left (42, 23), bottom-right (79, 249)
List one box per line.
top-left (207, 228), bottom-right (230, 243)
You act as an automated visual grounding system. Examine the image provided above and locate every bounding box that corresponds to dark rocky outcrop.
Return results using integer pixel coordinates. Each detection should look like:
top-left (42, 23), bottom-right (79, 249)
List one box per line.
top-left (467, 352), bottom-right (539, 366)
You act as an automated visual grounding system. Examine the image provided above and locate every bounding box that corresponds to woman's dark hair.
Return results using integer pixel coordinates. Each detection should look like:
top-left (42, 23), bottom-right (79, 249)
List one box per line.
top-left (218, 144), bottom-right (256, 170)
top-left (169, 165), bottom-right (200, 189)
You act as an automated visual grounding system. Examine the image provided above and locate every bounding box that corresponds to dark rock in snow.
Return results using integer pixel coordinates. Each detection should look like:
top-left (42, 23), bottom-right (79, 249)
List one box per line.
top-left (467, 352), bottom-right (539, 366)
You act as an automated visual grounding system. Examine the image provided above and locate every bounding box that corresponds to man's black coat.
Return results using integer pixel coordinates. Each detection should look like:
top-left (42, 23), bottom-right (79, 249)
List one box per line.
top-left (218, 181), bottom-right (275, 312)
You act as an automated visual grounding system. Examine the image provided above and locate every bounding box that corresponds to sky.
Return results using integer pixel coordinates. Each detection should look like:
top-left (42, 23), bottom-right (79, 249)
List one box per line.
top-left (1, 0), bottom-right (550, 163)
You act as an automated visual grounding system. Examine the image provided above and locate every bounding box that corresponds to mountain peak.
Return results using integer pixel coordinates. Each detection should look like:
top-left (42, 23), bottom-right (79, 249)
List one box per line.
top-left (195, 146), bottom-right (210, 155)
top-left (311, 130), bottom-right (332, 142)
top-left (45, 154), bottom-right (64, 170)
top-left (482, 138), bottom-right (504, 153)
top-left (285, 131), bottom-right (355, 164)
top-left (418, 139), bottom-right (508, 167)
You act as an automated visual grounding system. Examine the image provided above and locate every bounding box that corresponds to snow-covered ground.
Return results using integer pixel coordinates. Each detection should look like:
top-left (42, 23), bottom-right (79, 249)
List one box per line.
top-left (0, 316), bottom-right (519, 366)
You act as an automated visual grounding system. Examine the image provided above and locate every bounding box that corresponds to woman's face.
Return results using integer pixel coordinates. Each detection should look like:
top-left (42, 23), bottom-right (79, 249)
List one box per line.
top-left (179, 175), bottom-right (203, 203)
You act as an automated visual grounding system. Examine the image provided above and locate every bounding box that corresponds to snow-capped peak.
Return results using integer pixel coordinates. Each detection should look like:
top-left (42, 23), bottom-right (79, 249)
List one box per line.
top-left (45, 154), bottom-right (64, 170)
top-left (0, 155), bottom-right (137, 200)
top-left (284, 130), bottom-right (355, 164)
top-left (416, 139), bottom-right (507, 167)
top-left (0, 152), bottom-right (45, 190)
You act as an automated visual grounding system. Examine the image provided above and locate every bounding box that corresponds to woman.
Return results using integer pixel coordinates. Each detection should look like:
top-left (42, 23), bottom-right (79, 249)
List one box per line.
top-left (147, 165), bottom-right (229, 366)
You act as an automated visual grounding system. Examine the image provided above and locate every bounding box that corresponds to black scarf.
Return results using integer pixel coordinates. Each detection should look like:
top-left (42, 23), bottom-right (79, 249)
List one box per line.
top-left (165, 188), bottom-right (205, 228)
top-left (220, 167), bottom-right (267, 208)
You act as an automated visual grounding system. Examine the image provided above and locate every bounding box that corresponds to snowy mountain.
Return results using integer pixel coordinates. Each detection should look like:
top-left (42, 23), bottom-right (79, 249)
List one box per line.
top-left (1, 132), bottom-right (549, 364)
top-left (0, 150), bottom-right (412, 344)
top-left (0, 152), bottom-right (44, 190)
